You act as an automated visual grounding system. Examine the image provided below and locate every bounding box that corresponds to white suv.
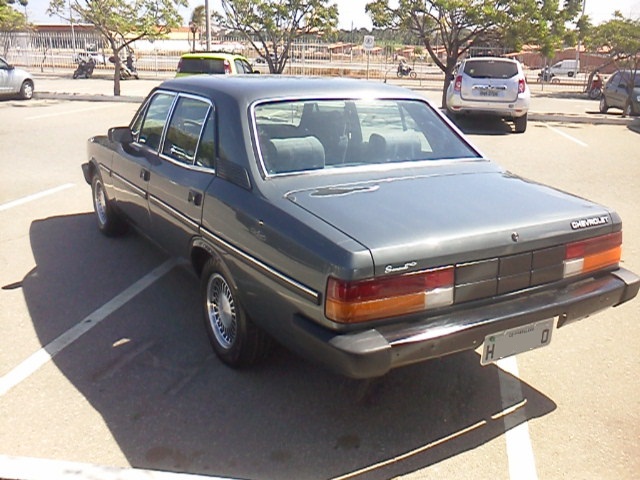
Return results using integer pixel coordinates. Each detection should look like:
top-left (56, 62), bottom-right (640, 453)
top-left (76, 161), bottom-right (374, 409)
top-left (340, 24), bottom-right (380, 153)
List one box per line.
top-left (446, 57), bottom-right (530, 133)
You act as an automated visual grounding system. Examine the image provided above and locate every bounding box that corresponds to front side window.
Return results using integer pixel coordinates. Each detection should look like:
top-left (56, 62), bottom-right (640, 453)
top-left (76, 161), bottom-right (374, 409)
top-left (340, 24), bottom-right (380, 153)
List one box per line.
top-left (162, 96), bottom-right (211, 165)
top-left (253, 98), bottom-right (479, 175)
top-left (137, 92), bottom-right (175, 151)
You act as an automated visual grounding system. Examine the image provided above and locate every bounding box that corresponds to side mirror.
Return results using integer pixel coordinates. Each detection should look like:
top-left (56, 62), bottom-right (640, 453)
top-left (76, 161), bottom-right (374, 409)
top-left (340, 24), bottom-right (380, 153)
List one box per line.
top-left (108, 126), bottom-right (133, 144)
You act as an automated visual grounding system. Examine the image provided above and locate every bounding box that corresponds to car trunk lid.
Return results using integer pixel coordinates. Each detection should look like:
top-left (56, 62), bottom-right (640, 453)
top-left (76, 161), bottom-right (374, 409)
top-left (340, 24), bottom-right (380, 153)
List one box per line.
top-left (285, 170), bottom-right (616, 278)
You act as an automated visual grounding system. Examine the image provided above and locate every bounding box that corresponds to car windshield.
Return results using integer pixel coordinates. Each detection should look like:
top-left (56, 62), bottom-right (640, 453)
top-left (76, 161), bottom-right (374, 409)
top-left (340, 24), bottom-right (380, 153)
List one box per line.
top-left (463, 60), bottom-right (518, 79)
top-left (253, 98), bottom-right (480, 175)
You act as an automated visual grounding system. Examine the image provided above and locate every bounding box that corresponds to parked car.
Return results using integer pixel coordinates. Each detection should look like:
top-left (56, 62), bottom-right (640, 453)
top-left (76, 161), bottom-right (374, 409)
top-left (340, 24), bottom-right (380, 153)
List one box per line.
top-left (599, 69), bottom-right (640, 116)
top-left (0, 57), bottom-right (34, 100)
top-left (446, 57), bottom-right (530, 133)
top-left (82, 76), bottom-right (639, 379)
top-left (176, 51), bottom-right (256, 77)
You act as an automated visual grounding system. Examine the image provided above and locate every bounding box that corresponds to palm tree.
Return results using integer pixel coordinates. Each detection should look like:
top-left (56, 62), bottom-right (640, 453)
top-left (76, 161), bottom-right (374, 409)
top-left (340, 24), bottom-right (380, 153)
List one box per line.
top-left (189, 5), bottom-right (206, 52)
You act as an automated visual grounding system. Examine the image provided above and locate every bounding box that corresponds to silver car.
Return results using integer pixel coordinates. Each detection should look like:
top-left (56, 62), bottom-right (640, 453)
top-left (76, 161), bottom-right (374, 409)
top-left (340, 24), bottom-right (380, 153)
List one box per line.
top-left (0, 57), bottom-right (34, 100)
top-left (446, 57), bottom-right (530, 133)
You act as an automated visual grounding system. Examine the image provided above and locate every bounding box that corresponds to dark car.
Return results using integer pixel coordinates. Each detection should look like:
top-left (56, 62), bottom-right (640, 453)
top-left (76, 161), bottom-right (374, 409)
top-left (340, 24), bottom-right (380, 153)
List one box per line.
top-left (82, 76), bottom-right (639, 379)
top-left (600, 69), bottom-right (640, 116)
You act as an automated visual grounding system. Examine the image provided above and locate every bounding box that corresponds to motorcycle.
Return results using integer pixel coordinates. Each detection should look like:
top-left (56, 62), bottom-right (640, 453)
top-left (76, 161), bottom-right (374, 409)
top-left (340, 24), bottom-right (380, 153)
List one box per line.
top-left (72, 57), bottom-right (96, 79)
top-left (397, 63), bottom-right (417, 79)
top-left (537, 67), bottom-right (561, 84)
top-left (109, 54), bottom-right (140, 80)
top-left (120, 55), bottom-right (139, 80)
top-left (587, 72), bottom-right (603, 99)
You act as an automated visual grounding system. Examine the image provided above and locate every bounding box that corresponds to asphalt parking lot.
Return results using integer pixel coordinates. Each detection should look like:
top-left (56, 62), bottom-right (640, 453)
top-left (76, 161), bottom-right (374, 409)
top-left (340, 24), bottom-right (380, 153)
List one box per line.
top-left (0, 76), bottom-right (639, 480)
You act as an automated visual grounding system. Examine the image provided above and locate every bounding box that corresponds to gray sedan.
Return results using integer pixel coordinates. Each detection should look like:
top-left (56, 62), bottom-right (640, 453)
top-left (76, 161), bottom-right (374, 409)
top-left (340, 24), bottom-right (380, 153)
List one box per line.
top-left (0, 57), bottom-right (34, 100)
top-left (82, 76), bottom-right (639, 378)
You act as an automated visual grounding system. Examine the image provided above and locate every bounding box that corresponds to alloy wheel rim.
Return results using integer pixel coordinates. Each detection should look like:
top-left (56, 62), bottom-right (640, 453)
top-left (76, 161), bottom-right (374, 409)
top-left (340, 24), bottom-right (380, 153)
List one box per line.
top-left (206, 274), bottom-right (237, 349)
top-left (94, 181), bottom-right (108, 226)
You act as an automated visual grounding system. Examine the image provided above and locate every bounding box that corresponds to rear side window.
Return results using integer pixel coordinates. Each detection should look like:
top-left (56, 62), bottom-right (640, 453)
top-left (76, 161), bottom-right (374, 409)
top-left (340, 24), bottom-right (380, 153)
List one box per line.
top-left (178, 58), bottom-right (226, 74)
top-left (137, 92), bottom-right (175, 151)
top-left (464, 60), bottom-right (518, 79)
top-left (162, 96), bottom-right (211, 165)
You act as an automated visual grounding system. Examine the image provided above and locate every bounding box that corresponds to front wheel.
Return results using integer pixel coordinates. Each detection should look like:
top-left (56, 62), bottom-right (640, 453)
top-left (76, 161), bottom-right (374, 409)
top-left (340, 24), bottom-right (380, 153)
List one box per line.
top-left (409, 71), bottom-right (417, 79)
top-left (19, 80), bottom-right (34, 100)
top-left (201, 258), bottom-right (272, 368)
top-left (599, 96), bottom-right (609, 113)
top-left (91, 174), bottom-right (126, 236)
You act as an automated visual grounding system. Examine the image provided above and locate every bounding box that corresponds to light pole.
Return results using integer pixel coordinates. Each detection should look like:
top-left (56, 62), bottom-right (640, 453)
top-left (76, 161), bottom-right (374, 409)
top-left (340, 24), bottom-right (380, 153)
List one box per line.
top-left (205, 0), bottom-right (211, 51)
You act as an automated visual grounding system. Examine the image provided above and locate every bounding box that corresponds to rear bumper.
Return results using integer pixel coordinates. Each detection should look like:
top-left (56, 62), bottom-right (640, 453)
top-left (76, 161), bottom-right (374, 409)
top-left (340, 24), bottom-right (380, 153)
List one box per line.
top-left (294, 268), bottom-right (639, 379)
top-left (446, 92), bottom-right (530, 118)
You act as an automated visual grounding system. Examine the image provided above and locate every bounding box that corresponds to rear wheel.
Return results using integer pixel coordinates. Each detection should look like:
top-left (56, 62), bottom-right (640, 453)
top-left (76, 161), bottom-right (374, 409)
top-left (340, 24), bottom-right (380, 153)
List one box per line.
top-left (201, 258), bottom-right (272, 368)
top-left (91, 174), bottom-right (126, 236)
top-left (513, 114), bottom-right (528, 134)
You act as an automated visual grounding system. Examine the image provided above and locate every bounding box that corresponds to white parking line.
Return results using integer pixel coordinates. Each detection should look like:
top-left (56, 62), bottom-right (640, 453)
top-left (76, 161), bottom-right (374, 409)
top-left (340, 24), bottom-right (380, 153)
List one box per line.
top-left (26, 103), bottom-right (118, 121)
top-left (497, 357), bottom-right (538, 480)
top-left (0, 455), bottom-right (226, 480)
top-left (0, 183), bottom-right (75, 212)
top-left (0, 258), bottom-right (178, 397)
top-left (544, 124), bottom-right (588, 147)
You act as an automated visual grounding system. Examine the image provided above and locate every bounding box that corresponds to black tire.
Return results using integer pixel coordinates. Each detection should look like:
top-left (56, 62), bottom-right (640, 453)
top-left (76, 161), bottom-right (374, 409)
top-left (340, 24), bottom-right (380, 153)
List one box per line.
top-left (19, 80), bottom-right (34, 100)
top-left (513, 113), bottom-right (527, 134)
top-left (396, 71), bottom-right (402, 78)
top-left (599, 96), bottom-right (609, 113)
top-left (409, 71), bottom-right (417, 79)
top-left (201, 258), bottom-right (272, 368)
top-left (72, 71), bottom-right (80, 79)
top-left (588, 88), bottom-right (601, 100)
top-left (91, 174), bottom-right (126, 236)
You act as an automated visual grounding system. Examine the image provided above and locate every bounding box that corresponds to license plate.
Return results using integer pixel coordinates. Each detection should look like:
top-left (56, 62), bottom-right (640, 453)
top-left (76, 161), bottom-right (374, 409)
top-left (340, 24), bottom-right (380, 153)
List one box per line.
top-left (478, 90), bottom-right (499, 97)
top-left (481, 318), bottom-right (554, 365)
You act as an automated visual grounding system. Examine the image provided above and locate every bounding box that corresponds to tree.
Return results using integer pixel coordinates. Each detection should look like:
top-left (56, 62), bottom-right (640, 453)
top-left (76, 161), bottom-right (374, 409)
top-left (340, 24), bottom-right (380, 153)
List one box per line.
top-left (189, 5), bottom-right (206, 52)
top-left (0, 0), bottom-right (29, 31)
top-left (48, 0), bottom-right (186, 95)
top-left (219, 0), bottom-right (339, 73)
top-left (365, 0), bottom-right (581, 107)
top-left (587, 11), bottom-right (640, 116)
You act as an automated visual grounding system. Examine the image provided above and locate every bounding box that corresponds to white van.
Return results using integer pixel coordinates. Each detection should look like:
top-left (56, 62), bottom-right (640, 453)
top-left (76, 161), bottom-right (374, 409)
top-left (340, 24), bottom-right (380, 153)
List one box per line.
top-left (549, 59), bottom-right (579, 77)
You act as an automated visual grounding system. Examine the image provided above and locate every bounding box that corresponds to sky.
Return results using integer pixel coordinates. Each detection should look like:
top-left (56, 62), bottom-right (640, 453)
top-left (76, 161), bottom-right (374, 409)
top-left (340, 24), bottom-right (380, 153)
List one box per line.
top-left (18, 0), bottom-right (640, 30)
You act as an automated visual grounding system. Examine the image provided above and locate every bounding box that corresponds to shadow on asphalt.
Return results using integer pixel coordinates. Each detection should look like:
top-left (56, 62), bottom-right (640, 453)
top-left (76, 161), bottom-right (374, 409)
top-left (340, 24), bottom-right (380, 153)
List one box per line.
top-left (19, 213), bottom-right (557, 480)
top-left (448, 114), bottom-right (514, 136)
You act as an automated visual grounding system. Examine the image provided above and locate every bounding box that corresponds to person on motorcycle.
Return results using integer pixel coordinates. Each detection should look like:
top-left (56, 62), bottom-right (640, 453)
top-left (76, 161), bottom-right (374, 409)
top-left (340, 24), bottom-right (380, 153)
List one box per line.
top-left (587, 69), bottom-right (603, 99)
top-left (397, 58), bottom-right (409, 76)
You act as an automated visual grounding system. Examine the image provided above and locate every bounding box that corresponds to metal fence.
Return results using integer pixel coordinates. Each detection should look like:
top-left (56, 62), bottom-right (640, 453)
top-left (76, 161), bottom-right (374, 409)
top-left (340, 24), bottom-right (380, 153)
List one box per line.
top-left (0, 30), bottom-right (592, 91)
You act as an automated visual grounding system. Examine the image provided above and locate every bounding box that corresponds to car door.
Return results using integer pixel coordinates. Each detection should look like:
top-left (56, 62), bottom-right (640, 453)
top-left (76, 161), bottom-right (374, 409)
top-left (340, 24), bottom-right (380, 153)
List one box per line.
top-left (147, 94), bottom-right (216, 257)
top-left (111, 91), bottom-right (176, 232)
top-left (605, 72), bottom-right (624, 108)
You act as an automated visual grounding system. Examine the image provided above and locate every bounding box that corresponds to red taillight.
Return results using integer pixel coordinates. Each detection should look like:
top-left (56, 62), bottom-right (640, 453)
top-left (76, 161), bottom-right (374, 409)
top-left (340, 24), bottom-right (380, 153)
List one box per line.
top-left (518, 77), bottom-right (526, 94)
top-left (454, 75), bottom-right (462, 92)
top-left (564, 231), bottom-right (622, 277)
top-left (326, 267), bottom-right (454, 324)
top-left (224, 59), bottom-right (232, 74)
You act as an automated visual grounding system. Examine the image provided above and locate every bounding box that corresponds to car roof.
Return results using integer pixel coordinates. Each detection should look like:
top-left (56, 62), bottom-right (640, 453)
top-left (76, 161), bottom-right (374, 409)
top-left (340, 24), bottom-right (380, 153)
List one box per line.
top-left (463, 56), bottom-right (518, 63)
top-left (156, 75), bottom-right (427, 106)
top-left (180, 51), bottom-right (246, 60)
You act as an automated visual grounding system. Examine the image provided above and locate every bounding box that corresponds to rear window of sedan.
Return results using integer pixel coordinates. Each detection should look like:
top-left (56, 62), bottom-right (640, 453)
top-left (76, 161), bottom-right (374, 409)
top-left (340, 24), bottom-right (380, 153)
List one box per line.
top-left (253, 99), bottom-right (479, 175)
top-left (178, 58), bottom-right (226, 75)
top-left (463, 60), bottom-right (518, 79)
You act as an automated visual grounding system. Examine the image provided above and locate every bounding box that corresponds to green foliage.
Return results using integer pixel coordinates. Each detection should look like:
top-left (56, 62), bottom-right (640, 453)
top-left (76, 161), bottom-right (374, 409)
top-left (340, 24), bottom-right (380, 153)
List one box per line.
top-left (587, 11), bottom-right (640, 71)
top-left (0, 0), bottom-right (28, 30)
top-left (365, 0), bottom-right (582, 106)
top-left (48, 0), bottom-right (186, 94)
top-left (220, 0), bottom-right (339, 73)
